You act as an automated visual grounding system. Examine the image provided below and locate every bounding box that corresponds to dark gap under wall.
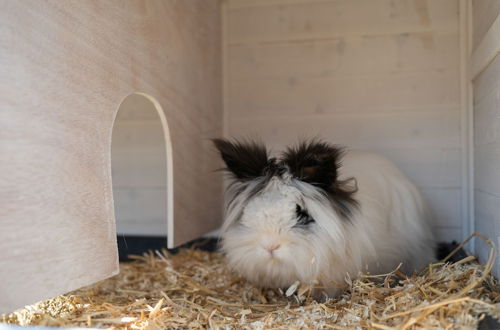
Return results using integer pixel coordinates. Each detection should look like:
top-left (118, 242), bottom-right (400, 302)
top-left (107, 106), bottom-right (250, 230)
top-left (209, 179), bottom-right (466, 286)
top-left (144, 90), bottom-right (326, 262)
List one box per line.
top-left (117, 236), bottom-right (219, 261)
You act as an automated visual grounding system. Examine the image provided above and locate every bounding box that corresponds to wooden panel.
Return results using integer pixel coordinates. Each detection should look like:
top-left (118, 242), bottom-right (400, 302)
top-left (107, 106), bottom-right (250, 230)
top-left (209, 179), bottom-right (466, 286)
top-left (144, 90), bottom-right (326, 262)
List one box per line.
top-left (230, 33), bottom-right (458, 79)
top-left (229, 111), bottom-right (460, 150)
top-left (472, 0), bottom-right (500, 50)
top-left (228, 0), bottom-right (457, 44)
top-left (474, 53), bottom-right (500, 277)
top-left (229, 71), bottom-right (459, 116)
top-left (113, 188), bottom-right (168, 236)
top-left (112, 146), bottom-right (167, 188)
top-left (0, 0), bottom-right (222, 313)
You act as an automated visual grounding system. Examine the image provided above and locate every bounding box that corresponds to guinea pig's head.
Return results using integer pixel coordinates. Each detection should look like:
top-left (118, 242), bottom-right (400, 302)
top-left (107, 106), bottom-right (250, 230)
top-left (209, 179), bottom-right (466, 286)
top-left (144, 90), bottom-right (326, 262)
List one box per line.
top-left (213, 138), bottom-right (358, 288)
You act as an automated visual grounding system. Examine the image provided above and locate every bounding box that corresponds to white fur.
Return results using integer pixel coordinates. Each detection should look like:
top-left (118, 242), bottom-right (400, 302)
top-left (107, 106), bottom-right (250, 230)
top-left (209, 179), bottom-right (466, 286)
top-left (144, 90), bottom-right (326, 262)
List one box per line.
top-left (221, 152), bottom-right (436, 295)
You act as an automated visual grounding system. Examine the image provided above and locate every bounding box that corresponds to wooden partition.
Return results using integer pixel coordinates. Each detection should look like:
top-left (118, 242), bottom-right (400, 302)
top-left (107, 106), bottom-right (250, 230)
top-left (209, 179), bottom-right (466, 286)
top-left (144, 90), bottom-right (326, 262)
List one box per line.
top-left (0, 0), bottom-right (222, 313)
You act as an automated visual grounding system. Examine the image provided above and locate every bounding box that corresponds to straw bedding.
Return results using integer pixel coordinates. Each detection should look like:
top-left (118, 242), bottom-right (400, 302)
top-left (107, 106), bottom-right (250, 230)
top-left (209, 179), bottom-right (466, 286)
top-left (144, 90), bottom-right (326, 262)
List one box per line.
top-left (1, 233), bottom-right (499, 329)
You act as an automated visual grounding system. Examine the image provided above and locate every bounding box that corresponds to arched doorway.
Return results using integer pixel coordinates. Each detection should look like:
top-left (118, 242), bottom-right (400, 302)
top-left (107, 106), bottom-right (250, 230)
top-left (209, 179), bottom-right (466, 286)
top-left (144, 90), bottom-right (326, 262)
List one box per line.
top-left (111, 93), bottom-right (173, 257)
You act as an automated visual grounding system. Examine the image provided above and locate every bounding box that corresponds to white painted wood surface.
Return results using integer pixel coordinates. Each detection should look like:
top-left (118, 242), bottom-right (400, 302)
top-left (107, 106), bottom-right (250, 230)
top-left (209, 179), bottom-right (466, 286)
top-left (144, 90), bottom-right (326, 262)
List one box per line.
top-left (0, 0), bottom-right (222, 313)
top-left (473, 51), bottom-right (500, 277)
top-left (472, 0), bottom-right (500, 50)
top-left (225, 0), bottom-right (463, 241)
top-left (471, 6), bottom-right (500, 79)
top-left (458, 0), bottom-right (474, 246)
top-left (112, 94), bottom-right (168, 236)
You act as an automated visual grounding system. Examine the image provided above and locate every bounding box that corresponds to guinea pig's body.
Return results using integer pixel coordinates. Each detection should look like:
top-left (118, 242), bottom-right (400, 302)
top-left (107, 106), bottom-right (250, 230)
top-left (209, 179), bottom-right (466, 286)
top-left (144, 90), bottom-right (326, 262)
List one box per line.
top-left (214, 139), bottom-right (435, 296)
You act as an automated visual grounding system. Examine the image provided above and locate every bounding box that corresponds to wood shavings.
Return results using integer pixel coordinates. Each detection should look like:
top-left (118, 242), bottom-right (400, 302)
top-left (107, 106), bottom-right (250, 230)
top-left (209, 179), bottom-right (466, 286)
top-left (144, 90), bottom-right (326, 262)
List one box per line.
top-left (285, 281), bottom-right (300, 297)
top-left (1, 233), bottom-right (499, 329)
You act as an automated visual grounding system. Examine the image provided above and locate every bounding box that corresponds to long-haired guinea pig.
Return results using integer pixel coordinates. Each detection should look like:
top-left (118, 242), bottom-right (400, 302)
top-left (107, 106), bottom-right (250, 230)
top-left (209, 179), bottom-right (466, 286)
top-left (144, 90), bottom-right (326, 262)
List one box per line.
top-left (213, 138), bottom-right (436, 297)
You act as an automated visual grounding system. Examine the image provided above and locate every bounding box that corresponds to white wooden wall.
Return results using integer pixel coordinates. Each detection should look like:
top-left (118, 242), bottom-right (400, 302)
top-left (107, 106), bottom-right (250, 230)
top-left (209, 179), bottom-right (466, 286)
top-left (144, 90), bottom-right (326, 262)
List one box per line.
top-left (112, 94), bottom-right (168, 236)
top-left (472, 0), bottom-right (500, 277)
top-left (224, 0), bottom-right (463, 241)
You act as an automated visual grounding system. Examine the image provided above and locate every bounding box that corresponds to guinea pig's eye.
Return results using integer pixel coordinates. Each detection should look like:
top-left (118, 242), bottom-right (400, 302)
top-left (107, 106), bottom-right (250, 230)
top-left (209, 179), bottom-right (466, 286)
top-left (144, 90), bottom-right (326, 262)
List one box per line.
top-left (295, 204), bottom-right (315, 226)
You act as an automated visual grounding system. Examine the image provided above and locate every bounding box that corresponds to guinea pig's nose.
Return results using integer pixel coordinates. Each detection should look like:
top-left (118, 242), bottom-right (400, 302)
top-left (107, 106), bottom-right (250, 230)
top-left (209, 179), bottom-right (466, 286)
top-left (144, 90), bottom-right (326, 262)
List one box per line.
top-left (265, 243), bottom-right (281, 253)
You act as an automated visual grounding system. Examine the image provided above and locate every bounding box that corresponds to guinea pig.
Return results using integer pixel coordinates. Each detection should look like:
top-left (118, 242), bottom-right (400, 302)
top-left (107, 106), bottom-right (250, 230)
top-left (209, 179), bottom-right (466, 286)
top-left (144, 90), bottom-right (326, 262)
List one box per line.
top-left (213, 138), bottom-right (436, 297)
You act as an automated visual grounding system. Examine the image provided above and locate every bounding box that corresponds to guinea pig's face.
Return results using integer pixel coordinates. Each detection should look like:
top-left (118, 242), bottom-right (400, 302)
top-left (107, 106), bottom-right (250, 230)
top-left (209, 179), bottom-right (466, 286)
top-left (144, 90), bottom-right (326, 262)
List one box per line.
top-left (213, 138), bottom-right (358, 289)
top-left (222, 178), bottom-right (321, 288)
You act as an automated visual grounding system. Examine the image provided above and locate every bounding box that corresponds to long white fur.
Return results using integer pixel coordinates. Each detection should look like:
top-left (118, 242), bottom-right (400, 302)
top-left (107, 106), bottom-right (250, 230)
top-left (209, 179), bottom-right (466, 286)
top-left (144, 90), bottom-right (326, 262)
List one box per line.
top-left (221, 151), bottom-right (436, 296)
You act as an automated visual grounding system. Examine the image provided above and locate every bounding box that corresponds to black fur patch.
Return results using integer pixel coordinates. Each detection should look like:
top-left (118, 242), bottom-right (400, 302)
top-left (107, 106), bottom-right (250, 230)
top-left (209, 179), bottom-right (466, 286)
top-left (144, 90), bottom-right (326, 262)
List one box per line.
top-left (213, 139), bottom-right (271, 181)
top-left (213, 138), bottom-right (359, 220)
top-left (281, 139), bottom-right (359, 218)
top-left (281, 140), bottom-right (343, 189)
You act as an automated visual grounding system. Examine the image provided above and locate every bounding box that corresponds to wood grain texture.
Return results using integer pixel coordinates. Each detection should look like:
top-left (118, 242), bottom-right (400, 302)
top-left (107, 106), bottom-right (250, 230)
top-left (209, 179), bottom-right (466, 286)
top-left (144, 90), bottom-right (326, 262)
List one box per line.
top-left (473, 53), bottom-right (500, 277)
top-left (0, 0), bottom-right (222, 313)
top-left (225, 0), bottom-right (463, 240)
top-left (228, 0), bottom-right (457, 44)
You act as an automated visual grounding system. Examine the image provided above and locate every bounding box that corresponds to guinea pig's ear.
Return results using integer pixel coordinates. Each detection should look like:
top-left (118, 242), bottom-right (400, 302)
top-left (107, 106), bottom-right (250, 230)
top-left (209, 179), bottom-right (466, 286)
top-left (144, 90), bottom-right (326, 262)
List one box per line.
top-left (281, 139), bottom-right (344, 190)
top-left (212, 138), bottom-right (270, 181)
top-left (282, 139), bottom-right (358, 218)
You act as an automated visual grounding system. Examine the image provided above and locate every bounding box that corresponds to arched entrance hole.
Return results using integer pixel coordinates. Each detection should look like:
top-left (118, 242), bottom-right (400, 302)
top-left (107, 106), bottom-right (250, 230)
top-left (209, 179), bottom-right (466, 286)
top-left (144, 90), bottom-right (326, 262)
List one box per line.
top-left (111, 93), bottom-right (173, 242)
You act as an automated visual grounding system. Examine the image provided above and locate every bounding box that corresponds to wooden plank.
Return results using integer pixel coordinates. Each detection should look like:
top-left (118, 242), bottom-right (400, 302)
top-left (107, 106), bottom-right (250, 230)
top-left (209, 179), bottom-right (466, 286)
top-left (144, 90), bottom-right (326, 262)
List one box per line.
top-left (111, 148), bottom-right (167, 188)
top-left (113, 188), bottom-right (168, 236)
top-left (229, 32), bottom-right (458, 79)
top-left (228, 0), bottom-right (458, 44)
top-left (228, 70), bottom-right (460, 116)
top-left (229, 111), bottom-right (461, 150)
